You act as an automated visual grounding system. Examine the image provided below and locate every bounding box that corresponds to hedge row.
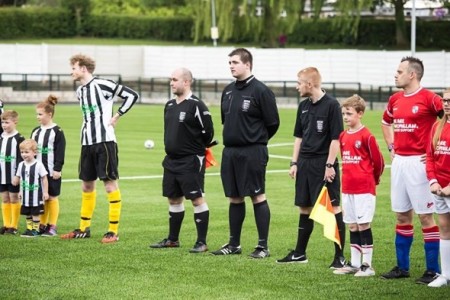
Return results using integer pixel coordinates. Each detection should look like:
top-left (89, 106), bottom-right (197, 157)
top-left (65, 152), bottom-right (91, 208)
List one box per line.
top-left (287, 18), bottom-right (450, 49)
top-left (0, 7), bottom-right (192, 41)
top-left (0, 7), bottom-right (449, 49)
top-left (84, 15), bottom-right (193, 41)
top-left (0, 8), bottom-right (75, 39)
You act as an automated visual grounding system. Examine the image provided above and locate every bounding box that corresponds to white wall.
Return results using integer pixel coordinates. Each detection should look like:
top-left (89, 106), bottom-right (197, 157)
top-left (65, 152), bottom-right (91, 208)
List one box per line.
top-left (0, 44), bottom-right (449, 88)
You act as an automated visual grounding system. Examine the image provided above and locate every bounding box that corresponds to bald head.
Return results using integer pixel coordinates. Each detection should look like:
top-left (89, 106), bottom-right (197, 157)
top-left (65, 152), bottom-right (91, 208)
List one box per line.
top-left (174, 68), bottom-right (193, 83)
top-left (170, 67), bottom-right (194, 100)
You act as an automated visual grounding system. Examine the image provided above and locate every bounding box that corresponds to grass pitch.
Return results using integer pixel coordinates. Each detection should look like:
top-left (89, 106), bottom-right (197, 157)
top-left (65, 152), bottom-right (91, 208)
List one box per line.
top-left (0, 103), bottom-right (448, 299)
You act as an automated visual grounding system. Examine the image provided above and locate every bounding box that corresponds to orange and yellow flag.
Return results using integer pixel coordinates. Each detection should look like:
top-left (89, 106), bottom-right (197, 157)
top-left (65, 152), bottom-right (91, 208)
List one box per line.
top-left (205, 148), bottom-right (217, 168)
top-left (309, 185), bottom-right (341, 249)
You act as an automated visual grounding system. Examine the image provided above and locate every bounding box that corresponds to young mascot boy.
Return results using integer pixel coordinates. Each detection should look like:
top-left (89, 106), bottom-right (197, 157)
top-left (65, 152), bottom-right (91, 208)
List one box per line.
top-left (334, 95), bottom-right (384, 276)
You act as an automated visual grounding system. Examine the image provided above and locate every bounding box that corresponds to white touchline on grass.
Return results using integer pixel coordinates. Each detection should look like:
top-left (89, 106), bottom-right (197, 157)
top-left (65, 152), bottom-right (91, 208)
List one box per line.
top-left (61, 166), bottom-right (391, 183)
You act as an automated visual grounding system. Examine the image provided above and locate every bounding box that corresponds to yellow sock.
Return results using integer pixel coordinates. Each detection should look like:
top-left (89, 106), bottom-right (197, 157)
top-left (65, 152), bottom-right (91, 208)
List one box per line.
top-left (40, 201), bottom-right (50, 226)
top-left (2, 203), bottom-right (12, 228)
top-left (26, 218), bottom-right (32, 230)
top-left (107, 190), bottom-right (122, 234)
top-left (48, 198), bottom-right (60, 226)
top-left (32, 220), bottom-right (40, 231)
top-left (79, 191), bottom-right (96, 231)
top-left (10, 202), bottom-right (21, 229)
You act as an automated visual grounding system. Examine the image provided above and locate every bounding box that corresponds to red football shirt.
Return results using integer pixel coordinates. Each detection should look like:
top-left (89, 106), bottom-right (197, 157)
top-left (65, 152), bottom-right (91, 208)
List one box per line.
top-left (426, 121), bottom-right (450, 188)
top-left (339, 126), bottom-right (385, 195)
top-left (382, 88), bottom-right (443, 155)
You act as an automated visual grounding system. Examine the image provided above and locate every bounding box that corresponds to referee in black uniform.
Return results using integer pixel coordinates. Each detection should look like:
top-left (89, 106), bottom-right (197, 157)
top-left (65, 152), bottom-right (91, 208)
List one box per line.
top-left (211, 48), bottom-right (280, 259)
top-left (61, 54), bottom-right (139, 243)
top-left (276, 67), bottom-right (346, 267)
top-left (150, 68), bottom-right (214, 253)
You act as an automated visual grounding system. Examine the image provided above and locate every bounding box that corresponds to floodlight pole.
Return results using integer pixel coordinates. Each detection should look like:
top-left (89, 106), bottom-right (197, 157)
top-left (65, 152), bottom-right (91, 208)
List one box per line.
top-left (411, 0), bottom-right (416, 56)
top-left (211, 0), bottom-right (218, 47)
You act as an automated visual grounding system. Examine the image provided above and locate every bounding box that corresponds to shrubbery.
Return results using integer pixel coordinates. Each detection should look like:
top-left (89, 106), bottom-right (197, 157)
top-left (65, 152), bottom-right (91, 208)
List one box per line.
top-left (0, 7), bottom-right (75, 39)
top-left (0, 6), bottom-right (449, 49)
top-left (84, 15), bottom-right (192, 40)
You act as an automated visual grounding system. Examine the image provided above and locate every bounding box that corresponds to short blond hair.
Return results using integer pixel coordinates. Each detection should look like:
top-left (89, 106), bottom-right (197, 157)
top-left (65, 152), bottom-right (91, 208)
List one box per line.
top-left (19, 139), bottom-right (38, 152)
top-left (341, 94), bottom-right (366, 114)
top-left (297, 67), bottom-right (321, 88)
top-left (1, 110), bottom-right (18, 121)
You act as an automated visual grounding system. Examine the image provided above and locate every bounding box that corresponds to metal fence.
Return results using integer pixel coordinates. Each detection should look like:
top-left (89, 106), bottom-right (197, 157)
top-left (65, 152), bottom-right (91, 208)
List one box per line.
top-left (1, 73), bottom-right (447, 107)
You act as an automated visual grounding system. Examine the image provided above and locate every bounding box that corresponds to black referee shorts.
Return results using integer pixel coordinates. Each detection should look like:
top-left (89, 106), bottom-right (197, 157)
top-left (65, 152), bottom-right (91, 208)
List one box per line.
top-left (162, 154), bottom-right (205, 200)
top-left (294, 156), bottom-right (340, 207)
top-left (220, 144), bottom-right (268, 198)
top-left (78, 142), bottom-right (119, 182)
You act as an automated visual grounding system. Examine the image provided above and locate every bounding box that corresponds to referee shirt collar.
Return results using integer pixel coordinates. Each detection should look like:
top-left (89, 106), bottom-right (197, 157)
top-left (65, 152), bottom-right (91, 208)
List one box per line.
top-left (310, 89), bottom-right (326, 104)
top-left (175, 91), bottom-right (193, 104)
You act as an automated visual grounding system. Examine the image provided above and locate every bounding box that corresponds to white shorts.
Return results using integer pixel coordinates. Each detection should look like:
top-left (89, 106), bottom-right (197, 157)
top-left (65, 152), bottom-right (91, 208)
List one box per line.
top-left (391, 155), bottom-right (435, 214)
top-left (342, 193), bottom-right (376, 224)
top-left (433, 194), bottom-right (450, 214)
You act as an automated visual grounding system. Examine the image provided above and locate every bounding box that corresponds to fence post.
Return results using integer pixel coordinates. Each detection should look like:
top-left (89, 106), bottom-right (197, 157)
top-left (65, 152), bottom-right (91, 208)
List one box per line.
top-left (197, 79), bottom-right (202, 100)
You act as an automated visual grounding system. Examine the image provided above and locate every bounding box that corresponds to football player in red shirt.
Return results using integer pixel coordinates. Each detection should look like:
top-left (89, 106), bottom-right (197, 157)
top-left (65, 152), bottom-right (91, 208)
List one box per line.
top-left (381, 57), bottom-right (443, 284)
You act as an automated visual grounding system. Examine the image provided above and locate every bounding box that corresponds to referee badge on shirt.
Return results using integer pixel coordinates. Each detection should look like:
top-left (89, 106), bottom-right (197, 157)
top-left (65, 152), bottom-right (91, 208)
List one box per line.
top-left (412, 105), bottom-right (419, 114)
top-left (354, 140), bottom-right (361, 149)
top-left (178, 112), bottom-right (186, 122)
top-left (316, 120), bottom-right (324, 133)
top-left (242, 99), bottom-right (250, 112)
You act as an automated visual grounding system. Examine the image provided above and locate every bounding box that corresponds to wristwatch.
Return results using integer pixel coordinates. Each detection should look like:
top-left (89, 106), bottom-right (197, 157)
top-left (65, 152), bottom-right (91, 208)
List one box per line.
top-left (290, 161), bottom-right (297, 167)
top-left (325, 163), bottom-right (334, 168)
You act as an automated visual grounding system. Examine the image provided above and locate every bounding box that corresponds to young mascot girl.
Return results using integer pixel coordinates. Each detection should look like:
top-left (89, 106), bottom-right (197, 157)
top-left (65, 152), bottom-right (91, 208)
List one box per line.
top-left (31, 95), bottom-right (66, 236)
top-left (426, 88), bottom-right (450, 287)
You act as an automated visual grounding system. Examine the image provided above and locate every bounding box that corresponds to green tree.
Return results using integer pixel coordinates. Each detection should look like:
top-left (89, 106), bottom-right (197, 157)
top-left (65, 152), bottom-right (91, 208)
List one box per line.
top-left (334, 0), bottom-right (443, 48)
top-left (192, 0), bottom-right (305, 47)
top-left (61, 0), bottom-right (91, 36)
top-left (90, 0), bottom-right (145, 15)
top-left (0, 0), bottom-right (26, 6)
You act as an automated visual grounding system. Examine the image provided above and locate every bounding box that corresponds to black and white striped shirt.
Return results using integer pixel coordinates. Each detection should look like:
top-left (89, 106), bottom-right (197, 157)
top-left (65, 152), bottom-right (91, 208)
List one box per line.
top-left (31, 124), bottom-right (66, 176)
top-left (16, 160), bottom-right (47, 207)
top-left (0, 131), bottom-right (25, 184)
top-left (76, 77), bottom-right (139, 146)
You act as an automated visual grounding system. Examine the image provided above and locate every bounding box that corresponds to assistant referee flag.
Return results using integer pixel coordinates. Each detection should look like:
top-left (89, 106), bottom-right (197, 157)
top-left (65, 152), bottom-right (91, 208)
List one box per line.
top-left (309, 185), bottom-right (341, 249)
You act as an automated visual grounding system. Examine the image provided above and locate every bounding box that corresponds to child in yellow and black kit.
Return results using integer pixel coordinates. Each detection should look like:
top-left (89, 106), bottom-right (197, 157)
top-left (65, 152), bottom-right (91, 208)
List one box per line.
top-left (31, 94), bottom-right (66, 236)
top-left (0, 110), bottom-right (25, 235)
top-left (13, 139), bottom-right (49, 237)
